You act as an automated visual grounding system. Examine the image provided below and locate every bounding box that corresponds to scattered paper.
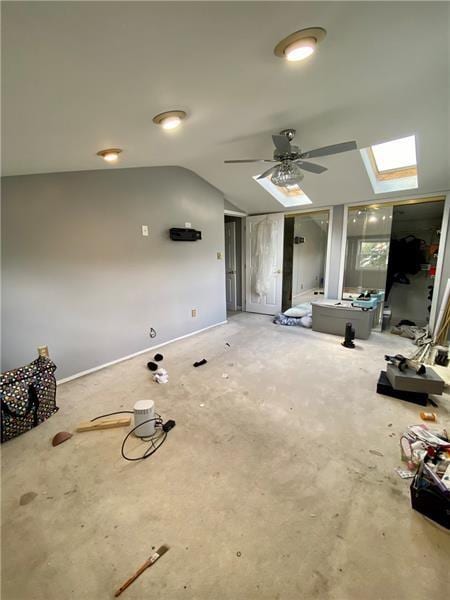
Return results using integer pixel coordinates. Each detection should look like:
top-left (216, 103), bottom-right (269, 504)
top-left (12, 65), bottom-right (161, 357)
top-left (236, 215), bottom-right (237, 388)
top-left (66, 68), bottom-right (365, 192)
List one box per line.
top-left (395, 467), bottom-right (415, 479)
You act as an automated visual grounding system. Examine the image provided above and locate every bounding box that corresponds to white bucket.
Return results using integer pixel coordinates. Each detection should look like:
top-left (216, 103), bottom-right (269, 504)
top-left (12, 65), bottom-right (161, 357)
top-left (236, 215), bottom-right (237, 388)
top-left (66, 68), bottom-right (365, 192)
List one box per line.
top-left (133, 400), bottom-right (155, 437)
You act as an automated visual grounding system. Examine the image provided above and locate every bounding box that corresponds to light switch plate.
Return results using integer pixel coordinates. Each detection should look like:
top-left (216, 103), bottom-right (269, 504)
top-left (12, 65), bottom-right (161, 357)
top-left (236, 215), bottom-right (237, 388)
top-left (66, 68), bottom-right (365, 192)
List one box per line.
top-left (191, 308), bottom-right (197, 317)
top-left (217, 251), bottom-right (223, 260)
top-left (142, 225), bottom-right (149, 237)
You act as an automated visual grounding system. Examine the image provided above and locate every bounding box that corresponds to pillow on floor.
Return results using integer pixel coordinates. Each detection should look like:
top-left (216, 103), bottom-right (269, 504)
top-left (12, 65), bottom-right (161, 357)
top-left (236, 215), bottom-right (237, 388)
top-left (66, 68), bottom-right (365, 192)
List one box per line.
top-left (284, 303), bottom-right (312, 318)
top-left (300, 315), bottom-right (312, 328)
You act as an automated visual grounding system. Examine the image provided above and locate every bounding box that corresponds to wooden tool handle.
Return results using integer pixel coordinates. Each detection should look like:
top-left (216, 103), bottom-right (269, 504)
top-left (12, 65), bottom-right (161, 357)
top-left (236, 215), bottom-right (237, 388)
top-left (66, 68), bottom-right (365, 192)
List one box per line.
top-left (114, 559), bottom-right (151, 597)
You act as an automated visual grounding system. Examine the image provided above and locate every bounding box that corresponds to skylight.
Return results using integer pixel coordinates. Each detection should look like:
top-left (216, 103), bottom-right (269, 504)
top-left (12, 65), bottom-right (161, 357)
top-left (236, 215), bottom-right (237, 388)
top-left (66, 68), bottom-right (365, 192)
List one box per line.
top-left (253, 175), bottom-right (312, 207)
top-left (371, 135), bottom-right (416, 172)
top-left (360, 135), bottom-right (418, 194)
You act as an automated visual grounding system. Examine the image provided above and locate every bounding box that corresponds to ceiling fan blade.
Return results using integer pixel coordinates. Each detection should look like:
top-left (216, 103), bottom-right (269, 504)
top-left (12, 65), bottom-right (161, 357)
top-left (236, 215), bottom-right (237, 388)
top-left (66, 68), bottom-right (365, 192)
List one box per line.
top-left (257, 165), bottom-right (278, 180)
top-left (224, 159), bottom-right (276, 164)
top-left (294, 160), bottom-right (328, 174)
top-left (301, 141), bottom-right (357, 159)
top-left (272, 134), bottom-right (291, 154)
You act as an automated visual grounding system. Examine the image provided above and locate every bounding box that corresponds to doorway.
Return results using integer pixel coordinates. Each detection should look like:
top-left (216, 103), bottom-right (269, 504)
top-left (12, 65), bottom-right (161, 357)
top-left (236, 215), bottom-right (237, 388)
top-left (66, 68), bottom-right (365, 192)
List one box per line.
top-left (224, 215), bottom-right (243, 315)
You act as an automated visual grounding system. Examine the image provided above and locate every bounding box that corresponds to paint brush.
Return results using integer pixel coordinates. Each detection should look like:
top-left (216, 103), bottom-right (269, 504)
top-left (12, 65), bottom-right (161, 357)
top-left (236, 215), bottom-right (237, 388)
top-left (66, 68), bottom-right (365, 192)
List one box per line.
top-left (114, 545), bottom-right (169, 597)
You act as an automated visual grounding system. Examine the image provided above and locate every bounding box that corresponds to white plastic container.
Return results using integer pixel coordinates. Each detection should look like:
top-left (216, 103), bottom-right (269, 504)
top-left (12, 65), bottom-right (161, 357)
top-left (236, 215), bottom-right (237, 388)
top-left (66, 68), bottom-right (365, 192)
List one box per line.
top-left (133, 400), bottom-right (155, 437)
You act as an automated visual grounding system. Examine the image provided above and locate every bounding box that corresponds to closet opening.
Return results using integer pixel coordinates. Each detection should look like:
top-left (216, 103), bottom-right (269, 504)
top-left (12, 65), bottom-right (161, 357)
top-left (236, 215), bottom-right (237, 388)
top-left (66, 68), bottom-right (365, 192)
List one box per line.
top-left (385, 200), bottom-right (444, 329)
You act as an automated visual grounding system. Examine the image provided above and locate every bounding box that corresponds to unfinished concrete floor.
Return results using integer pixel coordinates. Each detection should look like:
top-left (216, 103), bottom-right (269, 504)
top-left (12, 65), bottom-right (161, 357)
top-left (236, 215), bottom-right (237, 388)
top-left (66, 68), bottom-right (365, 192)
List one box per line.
top-left (2, 313), bottom-right (450, 600)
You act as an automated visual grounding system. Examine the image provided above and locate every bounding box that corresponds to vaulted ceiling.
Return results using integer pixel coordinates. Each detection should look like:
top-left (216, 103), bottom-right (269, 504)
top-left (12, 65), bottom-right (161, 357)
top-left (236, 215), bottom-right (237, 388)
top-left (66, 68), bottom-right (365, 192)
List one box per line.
top-left (2, 1), bottom-right (449, 214)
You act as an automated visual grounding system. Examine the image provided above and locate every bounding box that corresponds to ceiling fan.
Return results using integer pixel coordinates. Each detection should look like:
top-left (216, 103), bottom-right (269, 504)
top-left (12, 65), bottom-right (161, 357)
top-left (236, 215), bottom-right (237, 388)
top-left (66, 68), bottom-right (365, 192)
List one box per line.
top-left (224, 129), bottom-right (357, 187)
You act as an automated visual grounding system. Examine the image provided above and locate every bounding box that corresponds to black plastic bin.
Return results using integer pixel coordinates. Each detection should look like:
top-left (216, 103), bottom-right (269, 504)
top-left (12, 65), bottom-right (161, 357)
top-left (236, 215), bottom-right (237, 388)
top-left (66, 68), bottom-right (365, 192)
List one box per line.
top-left (410, 462), bottom-right (450, 530)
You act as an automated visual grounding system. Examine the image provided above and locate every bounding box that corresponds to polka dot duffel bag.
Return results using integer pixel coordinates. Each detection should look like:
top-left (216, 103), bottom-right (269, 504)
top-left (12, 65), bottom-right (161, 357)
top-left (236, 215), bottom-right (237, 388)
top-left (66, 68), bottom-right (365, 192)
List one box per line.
top-left (1, 357), bottom-right (58, 443)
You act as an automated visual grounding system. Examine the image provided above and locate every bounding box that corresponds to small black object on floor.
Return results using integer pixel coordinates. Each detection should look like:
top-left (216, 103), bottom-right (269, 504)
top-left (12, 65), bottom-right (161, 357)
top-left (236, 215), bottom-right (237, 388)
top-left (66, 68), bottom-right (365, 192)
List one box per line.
top-left (193, 359), bottom-right (207, 367)
top-left (342, 322), bottom-right (355, 348)
top-left (376, 371), bottom-right (428, 406)
top-left (147, 353), bottom-right (164, 371)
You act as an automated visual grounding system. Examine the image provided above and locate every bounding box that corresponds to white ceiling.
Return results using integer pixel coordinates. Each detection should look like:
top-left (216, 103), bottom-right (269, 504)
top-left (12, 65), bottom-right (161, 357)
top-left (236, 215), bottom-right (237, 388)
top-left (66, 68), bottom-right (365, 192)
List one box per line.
top-left (2, 2), bottom-right (449, 214)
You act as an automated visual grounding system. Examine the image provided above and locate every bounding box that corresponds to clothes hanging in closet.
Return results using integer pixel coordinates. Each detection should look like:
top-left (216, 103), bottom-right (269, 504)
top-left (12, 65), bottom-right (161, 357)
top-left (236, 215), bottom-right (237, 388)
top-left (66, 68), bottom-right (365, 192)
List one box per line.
top-left (385, 235), bottom-right (426, 300)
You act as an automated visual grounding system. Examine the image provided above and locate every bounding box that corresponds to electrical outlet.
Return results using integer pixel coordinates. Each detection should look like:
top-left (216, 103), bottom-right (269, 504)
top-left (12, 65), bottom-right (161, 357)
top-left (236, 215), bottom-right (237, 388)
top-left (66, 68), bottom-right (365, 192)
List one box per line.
top-left (191, 308), bottom-right (197, 317)
top-left (185, 222), bottom-right (191, 229)
top-left (142, 225), bottom-right (149, 237)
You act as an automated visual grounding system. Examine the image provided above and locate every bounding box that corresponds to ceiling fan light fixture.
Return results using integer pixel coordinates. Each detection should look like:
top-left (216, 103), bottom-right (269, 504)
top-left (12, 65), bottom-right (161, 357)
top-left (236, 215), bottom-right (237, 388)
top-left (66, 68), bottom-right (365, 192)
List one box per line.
top-left (271, 162), bottom-right (304, 187)
top-left (97, 148), bottom-right (122, 162)
top-left (274, 27), bottom-right (326, 61)
top-left (152, 110), bottom-right (187, 130)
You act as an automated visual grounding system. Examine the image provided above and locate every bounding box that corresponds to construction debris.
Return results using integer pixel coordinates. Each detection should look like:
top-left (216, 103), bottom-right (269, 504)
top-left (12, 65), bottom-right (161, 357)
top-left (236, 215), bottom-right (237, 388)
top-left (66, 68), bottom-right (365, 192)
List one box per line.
top-left (193, 359), bottom-right (207, 367)
top-left (396, 424), bottom-right (450, 528)
top-left (52, 431), bottom-right (73, 446)
top-left (153, 367), bottom-right (168, 384)
top-left (115, 545), bottom-right (169, 597)
top-left (420, 411), bottom-right (436, 422)
top-left (395, 468), bottom-right (415, 479)
top-left (76, 417), bottom-right (131, 432)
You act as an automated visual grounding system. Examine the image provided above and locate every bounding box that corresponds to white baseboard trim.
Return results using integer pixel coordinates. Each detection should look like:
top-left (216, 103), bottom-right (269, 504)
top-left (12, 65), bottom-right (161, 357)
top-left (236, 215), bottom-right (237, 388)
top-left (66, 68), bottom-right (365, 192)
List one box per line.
top-left (57, 320), bottom-right (228, 385)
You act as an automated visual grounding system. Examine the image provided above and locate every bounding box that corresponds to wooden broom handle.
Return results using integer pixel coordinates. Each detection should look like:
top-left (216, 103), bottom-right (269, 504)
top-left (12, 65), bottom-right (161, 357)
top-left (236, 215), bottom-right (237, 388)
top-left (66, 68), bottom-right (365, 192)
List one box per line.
top-left (114, 558), bottom-right (152, 597)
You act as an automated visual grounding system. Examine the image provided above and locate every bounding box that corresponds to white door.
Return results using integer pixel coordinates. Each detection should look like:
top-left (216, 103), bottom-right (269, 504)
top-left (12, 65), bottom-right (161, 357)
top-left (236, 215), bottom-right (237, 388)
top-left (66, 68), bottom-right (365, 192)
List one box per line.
top-left (225, 221), bottom-right (237, 311)
top-left (245, 213), bottom-right (284, 315)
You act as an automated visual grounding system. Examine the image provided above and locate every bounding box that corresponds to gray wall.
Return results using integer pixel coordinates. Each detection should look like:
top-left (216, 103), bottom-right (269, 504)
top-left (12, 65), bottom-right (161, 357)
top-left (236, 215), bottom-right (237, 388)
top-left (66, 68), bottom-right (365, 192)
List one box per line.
top-left (2, 166), bottom-right (226, 379)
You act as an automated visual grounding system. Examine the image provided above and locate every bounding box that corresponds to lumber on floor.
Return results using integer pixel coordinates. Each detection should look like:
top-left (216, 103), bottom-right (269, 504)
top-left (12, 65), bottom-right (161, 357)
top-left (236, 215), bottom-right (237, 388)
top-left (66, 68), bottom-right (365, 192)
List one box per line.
top-left (76, 417), bottom-right (131, 432)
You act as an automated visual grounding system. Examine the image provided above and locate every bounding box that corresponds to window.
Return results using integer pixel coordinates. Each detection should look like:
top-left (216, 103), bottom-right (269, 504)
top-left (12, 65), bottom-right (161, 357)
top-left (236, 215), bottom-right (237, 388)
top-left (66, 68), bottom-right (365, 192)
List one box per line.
top-left (253, 175), bottom-right (312, 207)
top-left (356, 240), bottom-right (389, 271)
top-left (360, 135), bottom-right (418, 193)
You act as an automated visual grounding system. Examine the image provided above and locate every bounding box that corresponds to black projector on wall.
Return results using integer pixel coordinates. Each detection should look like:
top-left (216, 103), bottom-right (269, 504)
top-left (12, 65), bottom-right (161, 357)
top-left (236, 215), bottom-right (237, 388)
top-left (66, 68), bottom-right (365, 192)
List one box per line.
top-left (169, 228), bottom-right (202, 241)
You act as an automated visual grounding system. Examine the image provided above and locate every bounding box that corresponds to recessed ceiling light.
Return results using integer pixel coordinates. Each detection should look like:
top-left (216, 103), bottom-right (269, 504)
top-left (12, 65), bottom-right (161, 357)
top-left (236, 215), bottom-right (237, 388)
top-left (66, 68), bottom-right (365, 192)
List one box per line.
top-left (274, 27), bottom-right (326, 62)
top-left (152, 110), bottom-right (187, 130)
top-left (97, 148), bottom-right (122, 162)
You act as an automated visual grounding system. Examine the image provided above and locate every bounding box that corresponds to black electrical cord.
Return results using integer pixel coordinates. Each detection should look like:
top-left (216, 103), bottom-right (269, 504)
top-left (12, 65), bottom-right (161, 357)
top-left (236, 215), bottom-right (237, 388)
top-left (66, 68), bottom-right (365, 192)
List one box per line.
top-left (121, 417), bottom-right (167, 462)
top-left (90, 410), bottom-right (133, 421)
top-left (89, 411), bottom-right (175, 462)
